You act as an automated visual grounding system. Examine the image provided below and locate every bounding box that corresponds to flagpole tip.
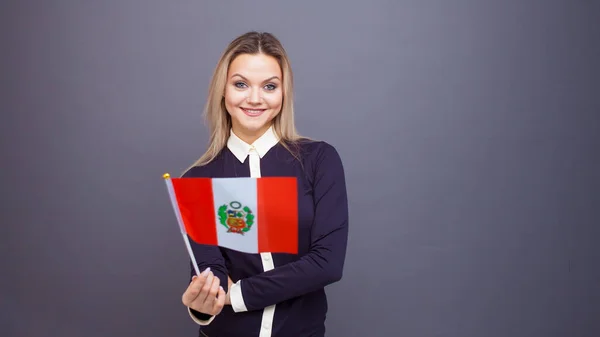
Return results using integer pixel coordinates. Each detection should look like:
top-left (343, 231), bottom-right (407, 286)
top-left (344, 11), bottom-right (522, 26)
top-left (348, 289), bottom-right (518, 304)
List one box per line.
top-left (163, 173), bottom-right (171, 179)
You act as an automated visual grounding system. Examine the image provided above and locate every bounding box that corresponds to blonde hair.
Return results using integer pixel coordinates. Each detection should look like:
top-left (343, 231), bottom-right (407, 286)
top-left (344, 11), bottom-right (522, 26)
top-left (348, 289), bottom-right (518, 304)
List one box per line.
top-left (186, 31), bottom-right (304, 172)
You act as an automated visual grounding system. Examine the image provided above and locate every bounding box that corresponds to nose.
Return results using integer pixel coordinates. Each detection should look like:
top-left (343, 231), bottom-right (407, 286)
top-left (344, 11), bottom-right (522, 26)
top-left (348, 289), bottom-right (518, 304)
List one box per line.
top-left (247, 88), bottom-right (261, 104)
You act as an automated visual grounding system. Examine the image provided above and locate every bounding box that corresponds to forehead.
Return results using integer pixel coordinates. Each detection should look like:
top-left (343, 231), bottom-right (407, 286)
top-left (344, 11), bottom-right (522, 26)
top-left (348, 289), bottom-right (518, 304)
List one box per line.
top-left (228, 53), bottom-right (281, 79)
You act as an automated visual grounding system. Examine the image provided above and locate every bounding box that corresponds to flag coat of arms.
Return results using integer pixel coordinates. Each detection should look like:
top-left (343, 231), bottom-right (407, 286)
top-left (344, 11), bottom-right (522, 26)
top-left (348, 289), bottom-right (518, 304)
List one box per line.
top-left (164, 174), bottom-right (299, 255)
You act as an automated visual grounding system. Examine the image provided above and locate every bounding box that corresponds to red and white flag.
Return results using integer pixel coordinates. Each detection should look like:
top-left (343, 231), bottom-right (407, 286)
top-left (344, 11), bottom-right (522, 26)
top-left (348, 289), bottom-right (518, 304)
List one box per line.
top-left (163, 174), bottom-right (298, 257)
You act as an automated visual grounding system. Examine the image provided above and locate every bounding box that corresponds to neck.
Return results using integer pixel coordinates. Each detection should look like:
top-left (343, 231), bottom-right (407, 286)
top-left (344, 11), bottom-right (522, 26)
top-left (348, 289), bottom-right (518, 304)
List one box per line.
top-left (232, 125), bottom-right (272, 144)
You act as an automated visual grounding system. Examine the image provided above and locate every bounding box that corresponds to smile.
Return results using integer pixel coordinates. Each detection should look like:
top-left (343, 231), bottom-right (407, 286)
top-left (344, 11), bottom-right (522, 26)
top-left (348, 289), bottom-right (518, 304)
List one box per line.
top-left (241, 108), bottom-right (266, 117)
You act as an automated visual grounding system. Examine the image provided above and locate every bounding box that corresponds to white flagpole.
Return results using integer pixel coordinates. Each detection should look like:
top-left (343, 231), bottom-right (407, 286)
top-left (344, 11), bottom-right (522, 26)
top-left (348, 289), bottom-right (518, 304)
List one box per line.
top-left (163, 173), bottom-right (201, 276)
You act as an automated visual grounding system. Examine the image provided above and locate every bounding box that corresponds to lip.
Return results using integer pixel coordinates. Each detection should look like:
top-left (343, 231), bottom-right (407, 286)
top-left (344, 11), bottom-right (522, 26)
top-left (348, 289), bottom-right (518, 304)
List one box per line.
top-left (241, 107), bottom-right (266, 117)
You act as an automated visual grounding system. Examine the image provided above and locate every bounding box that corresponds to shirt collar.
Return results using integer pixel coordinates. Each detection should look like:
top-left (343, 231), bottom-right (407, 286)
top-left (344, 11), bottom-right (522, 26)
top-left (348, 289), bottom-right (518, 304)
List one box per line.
top-left (227, 125), bottom-right (280, 163)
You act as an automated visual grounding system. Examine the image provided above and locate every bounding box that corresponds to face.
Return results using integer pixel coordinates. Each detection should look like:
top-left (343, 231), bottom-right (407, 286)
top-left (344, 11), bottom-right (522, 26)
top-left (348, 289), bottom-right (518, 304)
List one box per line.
top-left (224, 53), bottom-right (283, 144)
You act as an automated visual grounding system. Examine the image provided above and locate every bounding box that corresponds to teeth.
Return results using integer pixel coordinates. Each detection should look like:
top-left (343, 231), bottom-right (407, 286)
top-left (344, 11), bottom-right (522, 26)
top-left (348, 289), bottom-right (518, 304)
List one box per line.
top-left (243, 108), bottom-right (264, 114)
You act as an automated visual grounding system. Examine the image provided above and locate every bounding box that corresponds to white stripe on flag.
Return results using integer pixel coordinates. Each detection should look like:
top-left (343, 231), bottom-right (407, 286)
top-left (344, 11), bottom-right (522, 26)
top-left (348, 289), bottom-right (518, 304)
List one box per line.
top-left (211, 178), bottom-right (259, 254)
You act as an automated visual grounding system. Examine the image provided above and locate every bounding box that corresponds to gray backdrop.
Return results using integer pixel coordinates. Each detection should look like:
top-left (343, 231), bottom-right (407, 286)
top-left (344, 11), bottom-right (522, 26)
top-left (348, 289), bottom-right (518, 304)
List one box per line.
top-left (2, 1), bottom-right (599, 336)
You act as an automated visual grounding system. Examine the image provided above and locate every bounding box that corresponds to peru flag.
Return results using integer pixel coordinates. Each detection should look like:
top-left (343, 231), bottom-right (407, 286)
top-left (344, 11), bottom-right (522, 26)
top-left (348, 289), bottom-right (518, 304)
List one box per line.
top-left (164, 175), bottom-right (298, 254)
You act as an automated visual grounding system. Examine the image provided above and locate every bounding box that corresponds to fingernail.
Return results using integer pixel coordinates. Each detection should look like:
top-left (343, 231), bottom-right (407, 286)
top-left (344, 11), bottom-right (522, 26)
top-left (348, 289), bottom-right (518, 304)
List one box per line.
top-left (192, 275), bottom-right (197, 280)
top-left (219, 286), bottom-right (224, 291)
top-left (202, 267), bottom-right (210, 276)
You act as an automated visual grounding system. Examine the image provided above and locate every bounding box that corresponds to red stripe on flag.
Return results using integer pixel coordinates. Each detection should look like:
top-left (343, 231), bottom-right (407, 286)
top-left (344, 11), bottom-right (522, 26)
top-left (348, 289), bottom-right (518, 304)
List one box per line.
top-left (257, 177), bottom-right (298, 254)
top-left (172, 178), bottom-right (217, 246)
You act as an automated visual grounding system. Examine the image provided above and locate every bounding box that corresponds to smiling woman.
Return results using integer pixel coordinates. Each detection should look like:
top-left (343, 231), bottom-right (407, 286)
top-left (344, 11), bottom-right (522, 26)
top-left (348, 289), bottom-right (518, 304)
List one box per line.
top-left (188, 31), bottom-right (302, 168)
top-left (178, 31), bottom-right (349, 337)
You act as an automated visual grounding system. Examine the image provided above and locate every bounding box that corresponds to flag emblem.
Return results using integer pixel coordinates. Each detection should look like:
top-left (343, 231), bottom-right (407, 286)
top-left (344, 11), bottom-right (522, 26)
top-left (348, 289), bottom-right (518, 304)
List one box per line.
top-left (219, 201), bottom-right (254, 235)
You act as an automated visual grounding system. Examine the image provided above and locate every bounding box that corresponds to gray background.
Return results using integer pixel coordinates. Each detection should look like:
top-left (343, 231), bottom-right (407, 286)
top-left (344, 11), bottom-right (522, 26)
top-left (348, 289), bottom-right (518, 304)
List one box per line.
top-left (1, 1), bottom-right (599, 336)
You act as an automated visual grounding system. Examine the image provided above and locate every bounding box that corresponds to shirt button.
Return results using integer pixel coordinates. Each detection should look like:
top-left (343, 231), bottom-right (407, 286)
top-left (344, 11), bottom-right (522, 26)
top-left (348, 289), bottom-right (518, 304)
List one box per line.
top-left (262, 255), bottom-right (270, 261)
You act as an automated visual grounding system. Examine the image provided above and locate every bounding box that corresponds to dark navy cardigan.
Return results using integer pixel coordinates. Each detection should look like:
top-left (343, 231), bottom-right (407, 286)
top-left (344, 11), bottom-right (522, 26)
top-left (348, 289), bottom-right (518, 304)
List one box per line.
top-left (184, 139), bottom-right (349, 337)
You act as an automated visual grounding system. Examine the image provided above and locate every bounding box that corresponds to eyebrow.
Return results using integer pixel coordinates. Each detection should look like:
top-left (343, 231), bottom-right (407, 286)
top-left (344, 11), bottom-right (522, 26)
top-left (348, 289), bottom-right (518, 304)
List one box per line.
top-left (231, 73), bottom-right (281, 82)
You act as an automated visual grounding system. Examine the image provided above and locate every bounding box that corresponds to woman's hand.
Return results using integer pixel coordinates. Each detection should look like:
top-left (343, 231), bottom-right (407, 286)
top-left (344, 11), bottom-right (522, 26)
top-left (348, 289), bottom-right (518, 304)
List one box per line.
top-left (182, 268), bottom-right (226, 316)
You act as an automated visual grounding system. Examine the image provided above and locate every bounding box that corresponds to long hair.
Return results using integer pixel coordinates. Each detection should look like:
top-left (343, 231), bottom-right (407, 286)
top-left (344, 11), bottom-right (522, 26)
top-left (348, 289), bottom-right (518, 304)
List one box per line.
top-left (187, 31), bottom-right (303, 171)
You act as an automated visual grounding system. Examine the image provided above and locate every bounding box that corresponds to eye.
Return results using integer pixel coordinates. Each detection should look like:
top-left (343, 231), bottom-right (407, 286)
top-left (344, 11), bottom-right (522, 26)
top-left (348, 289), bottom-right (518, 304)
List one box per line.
top-left (234, 81), bottom-right (247, 89)
top-left (264, 83), bottom-right (277, 91)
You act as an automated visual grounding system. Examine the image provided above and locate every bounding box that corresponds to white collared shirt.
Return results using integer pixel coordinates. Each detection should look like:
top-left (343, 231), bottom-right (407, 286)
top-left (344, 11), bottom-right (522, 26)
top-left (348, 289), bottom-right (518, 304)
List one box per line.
top-left (227, 125), bottom-right (280, 164)
top-left (227, 126), bottom-right (279, 337)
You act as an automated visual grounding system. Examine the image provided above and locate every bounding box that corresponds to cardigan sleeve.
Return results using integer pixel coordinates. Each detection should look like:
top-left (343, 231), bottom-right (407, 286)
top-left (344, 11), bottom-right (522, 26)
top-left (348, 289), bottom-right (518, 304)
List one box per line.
top-left (231, 143), bottom-right (349, 312)
top-left (181, 167), bottom-right (230, 323)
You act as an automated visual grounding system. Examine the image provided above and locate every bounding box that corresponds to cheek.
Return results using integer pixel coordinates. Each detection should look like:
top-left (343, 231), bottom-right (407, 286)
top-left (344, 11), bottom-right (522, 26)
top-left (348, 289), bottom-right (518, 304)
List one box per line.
top-left (224, 89), bottom-right (246, 108)
top-left (266, 92), bottom-right (283, 109)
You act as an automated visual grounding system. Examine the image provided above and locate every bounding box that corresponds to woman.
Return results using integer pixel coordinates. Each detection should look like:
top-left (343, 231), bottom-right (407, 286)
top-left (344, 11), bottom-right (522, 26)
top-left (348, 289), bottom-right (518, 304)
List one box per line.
top-left (180, 31), bottom-right (349, 337)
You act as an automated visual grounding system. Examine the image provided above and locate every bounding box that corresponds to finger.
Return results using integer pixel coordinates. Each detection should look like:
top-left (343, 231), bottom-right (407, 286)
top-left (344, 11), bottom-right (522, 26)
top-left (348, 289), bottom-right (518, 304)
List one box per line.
top-left (213, 286), bottom-right (225, 313)
top-left (182, 269), bottom-right (209, 305)
top-left (207, 274), bottom-right (221, 303)
top-left (195, 271), bottom-right (214, 305)
top-left (189, 268), bottom-right (210, 292)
